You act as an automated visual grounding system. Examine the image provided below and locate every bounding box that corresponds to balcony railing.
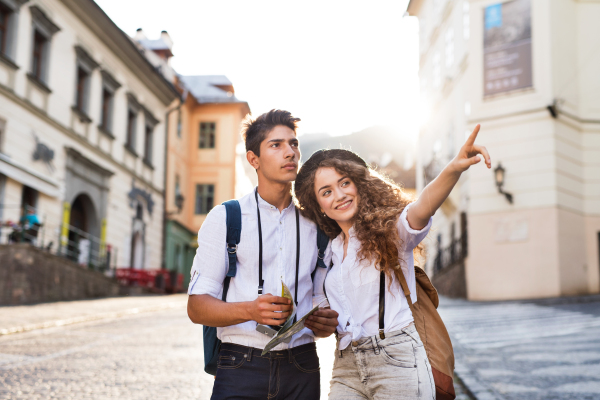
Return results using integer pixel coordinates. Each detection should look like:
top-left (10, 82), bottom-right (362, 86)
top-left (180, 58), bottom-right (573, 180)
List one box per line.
top-left (433, 235), bottom-right (467, 274)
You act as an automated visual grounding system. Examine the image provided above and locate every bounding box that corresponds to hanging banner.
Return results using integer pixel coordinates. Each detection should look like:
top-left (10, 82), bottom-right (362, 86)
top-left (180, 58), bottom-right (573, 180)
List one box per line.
top-left (99, 218), bottom-right (107, 259)
top-left (483, 0), bottom-right (532, 97)
top-left (60, 202), bottom-right (71, 248)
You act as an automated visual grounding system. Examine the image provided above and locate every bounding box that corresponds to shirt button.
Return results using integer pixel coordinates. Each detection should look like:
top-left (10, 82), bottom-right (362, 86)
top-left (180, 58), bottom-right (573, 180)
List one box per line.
top-left (280, 247), bottom-right (282, 250)
top-left (352, 341), bottom-right (358, 347)
top-left (280, 221), bottom-right (282, 224)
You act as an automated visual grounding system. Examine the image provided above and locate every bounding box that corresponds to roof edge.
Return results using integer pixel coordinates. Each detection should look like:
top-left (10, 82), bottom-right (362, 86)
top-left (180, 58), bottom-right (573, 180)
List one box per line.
top-left (60, 0), bottom-right (179, 106)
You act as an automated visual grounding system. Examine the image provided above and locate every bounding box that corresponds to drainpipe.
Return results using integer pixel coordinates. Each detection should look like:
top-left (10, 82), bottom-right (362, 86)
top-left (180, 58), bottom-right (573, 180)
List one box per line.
top-left (161, 90), bottom-right (187, 271)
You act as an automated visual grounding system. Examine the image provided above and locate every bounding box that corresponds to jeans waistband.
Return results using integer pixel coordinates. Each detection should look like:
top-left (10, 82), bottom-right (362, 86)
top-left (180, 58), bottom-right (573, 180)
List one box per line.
top-left (338, 322), bottom-right (419, 352)
top-left (220, 341), bottom-right (317, 359)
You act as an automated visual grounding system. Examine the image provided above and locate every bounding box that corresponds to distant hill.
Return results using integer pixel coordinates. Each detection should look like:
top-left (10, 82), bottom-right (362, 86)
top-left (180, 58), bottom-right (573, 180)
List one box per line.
top-left (299, 125), bottom-right (416, 189)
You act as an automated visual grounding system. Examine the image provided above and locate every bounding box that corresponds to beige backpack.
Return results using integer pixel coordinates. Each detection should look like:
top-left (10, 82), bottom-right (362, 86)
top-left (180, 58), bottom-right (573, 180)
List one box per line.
top-left (397, 266), bottom-right (456, 400)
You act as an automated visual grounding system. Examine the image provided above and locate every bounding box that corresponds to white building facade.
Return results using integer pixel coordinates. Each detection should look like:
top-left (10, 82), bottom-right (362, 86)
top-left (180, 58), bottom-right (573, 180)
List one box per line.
top-left (0, 0), bottom-right (178, 270)
top-left (409, 0), bottom-right (600, 300)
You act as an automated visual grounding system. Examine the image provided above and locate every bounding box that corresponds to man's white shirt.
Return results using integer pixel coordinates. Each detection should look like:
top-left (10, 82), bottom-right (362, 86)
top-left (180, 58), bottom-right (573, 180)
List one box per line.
top-left (188, 190), bottom-right (331, 351)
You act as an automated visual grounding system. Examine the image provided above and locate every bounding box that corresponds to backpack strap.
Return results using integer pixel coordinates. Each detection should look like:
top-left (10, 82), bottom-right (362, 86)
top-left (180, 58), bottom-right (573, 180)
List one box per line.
top-left (316, 227), bottom-right (329, 269)
top-left (222, 200), bottom-right (241, 301)
top-left (311, 226), bottom-right (330, 282)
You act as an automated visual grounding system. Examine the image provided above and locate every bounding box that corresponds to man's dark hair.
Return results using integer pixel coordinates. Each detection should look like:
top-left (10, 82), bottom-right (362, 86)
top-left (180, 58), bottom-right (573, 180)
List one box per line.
top-left (241, 109), bottom-right (300, 156)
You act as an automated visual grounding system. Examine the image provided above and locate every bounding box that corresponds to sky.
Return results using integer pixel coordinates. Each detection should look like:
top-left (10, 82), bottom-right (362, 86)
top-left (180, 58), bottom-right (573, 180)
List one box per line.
top-left (95, 0), bottom-right (420, 138)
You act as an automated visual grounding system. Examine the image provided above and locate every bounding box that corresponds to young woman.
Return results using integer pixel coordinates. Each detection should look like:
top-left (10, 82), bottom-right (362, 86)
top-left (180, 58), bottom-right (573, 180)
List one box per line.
top-left (298, 125), bottom-right (490, 400)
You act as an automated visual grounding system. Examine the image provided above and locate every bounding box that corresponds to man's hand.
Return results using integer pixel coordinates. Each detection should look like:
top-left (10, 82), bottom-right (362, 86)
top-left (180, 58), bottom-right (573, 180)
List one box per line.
top-left (246, 294), bottom-right (292, 326)
top-left (305, 308), bottom-right (339, 337)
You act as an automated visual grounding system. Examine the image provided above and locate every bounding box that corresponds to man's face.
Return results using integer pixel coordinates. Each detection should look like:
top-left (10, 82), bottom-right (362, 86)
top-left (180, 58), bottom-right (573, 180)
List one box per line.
top-left (252, 125), bottom-right (301, 184)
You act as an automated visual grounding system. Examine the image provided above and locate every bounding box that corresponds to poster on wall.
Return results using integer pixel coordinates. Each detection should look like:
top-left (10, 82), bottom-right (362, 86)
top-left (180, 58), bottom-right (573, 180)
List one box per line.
top-left (483, 0), bottom-right (532, 97)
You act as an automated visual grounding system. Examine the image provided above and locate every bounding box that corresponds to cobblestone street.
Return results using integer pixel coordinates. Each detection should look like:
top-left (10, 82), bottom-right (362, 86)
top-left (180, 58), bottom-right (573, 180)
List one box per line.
top-left (0, 306), bottom-right (215, 400)
top-left (440, 295), bottom-right (600, 400)
top-left (0, 296), bottom-right (474, 400)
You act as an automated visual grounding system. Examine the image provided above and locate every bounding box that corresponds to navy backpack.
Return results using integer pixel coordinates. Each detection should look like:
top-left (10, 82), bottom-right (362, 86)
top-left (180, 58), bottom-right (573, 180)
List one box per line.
top-left (202, 199), bottom-right (329, 375)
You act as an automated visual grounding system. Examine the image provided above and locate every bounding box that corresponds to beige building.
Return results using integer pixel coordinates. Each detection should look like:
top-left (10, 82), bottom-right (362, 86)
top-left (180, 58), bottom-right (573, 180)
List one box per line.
top-left (409, 0), bottom-right (600, 300)
top-left (0, 0), bottom-right (178, 270)
top-left (164, 75), bottom-right (250, 286)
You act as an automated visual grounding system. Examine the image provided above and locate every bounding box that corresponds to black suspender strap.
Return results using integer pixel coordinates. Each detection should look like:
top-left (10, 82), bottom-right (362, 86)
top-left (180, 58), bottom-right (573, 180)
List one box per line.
top-left (254, 189), bottom-right (300, 311)
top-left (255, 189), bottom-right (264, 295)
top-left (379, 270), bottom-right (386, 339)
top-left (293, 207), bottom-right (300, 323)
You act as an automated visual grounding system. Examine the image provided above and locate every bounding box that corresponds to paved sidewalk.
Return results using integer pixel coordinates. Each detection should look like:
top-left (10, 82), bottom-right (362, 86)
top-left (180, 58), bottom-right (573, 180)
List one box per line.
top-left (439, 295), bottom-right (600, 400)
top-left (0, 295), bottom-right (188, 335)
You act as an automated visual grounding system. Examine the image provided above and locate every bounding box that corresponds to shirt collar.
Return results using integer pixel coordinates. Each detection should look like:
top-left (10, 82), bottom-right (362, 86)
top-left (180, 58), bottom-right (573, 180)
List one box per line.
top-left (255, 188), bottom-right (296, 213)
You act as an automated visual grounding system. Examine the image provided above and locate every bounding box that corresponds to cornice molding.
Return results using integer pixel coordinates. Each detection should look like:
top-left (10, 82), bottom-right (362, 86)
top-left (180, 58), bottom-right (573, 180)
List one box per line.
top-left (59, 0), bottom-right (179, 106)
top-left (30, 5), bottom-right (61, 37)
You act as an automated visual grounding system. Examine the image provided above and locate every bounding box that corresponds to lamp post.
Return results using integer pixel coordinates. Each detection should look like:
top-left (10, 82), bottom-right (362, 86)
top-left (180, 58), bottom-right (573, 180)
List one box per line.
top-left (494, 163), bottom-right (513, 204)
top-left (167, 194), bottom-right (185, 216)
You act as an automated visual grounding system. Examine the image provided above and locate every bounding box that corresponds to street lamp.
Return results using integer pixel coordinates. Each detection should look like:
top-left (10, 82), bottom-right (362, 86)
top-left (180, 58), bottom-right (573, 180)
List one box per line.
top-left (494, 163), bottom-right (513, 204)
top-left (167, 194), bottom-right (185, 216)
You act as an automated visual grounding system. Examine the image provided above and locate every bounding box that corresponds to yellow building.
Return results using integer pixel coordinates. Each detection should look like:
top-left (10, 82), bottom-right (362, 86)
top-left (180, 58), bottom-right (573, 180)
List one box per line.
top-left (164, 75), bottom-right (250, 287)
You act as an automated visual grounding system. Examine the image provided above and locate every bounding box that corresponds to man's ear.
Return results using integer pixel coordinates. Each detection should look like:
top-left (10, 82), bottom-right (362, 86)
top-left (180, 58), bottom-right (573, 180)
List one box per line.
top-left (246, 150), bottom-right (259, 171)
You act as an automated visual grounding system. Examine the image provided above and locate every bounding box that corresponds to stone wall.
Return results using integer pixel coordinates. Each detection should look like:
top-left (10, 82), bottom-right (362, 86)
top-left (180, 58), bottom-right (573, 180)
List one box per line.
top-left (0, 244), bottom-right (122, 305)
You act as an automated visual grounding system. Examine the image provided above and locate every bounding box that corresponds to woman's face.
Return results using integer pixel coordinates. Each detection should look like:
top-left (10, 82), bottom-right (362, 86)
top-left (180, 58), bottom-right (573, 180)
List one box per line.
top-left (314, 167), bottom-right (359, 227)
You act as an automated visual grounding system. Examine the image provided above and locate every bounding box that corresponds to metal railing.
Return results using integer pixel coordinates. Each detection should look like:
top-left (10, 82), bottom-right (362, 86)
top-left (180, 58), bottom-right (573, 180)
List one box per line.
top-left (433, 236), bottom-right (467, 274)
top-left (1, 205), bottom-right (108, 271)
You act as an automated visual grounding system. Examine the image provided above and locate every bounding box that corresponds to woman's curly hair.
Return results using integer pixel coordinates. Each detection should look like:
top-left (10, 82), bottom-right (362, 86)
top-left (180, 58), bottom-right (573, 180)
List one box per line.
top-left (295, 153), bottom-right (422, 288)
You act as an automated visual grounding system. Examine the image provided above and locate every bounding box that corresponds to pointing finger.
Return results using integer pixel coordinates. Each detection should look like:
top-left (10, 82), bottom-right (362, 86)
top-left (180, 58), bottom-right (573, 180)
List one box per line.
top-left (465, 124), bottom-right (481, 146)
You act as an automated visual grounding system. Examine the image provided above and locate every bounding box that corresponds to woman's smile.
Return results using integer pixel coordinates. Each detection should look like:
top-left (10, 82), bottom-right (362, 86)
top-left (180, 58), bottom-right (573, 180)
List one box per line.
top-left (335, 199), bottom-right (353, 210)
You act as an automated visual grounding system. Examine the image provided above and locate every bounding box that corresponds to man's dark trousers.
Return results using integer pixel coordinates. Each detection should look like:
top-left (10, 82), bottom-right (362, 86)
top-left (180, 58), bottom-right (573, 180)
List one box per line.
top-left (210, 342), bottom-right (320, 400)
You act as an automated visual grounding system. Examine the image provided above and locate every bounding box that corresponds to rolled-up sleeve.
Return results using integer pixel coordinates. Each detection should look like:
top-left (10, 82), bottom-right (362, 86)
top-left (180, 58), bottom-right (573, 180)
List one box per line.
top-left (188, 205), bottom-right (228, 297)
top-left (397, 203), bottom-right (432, 250)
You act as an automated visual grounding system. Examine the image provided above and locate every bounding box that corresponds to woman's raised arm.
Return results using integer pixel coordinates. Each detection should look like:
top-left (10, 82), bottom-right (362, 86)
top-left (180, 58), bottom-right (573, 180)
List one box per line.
top-left (406, 124), bottom-right (491, 230)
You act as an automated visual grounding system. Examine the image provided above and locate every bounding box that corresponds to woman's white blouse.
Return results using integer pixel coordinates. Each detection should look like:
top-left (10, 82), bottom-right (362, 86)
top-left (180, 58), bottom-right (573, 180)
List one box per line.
top-left (321, 203), bottom-right (432, 350)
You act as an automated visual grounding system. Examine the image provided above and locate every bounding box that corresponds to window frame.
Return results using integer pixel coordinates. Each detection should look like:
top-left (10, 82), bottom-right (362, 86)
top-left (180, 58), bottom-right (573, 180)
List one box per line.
top-left (199, 122), bottom-right (216, 149)
top-left (142, 108), bottom-right (158, 167)
top-left (28, 6), bottom-right (60, 86)
top-left (194, 184), bottom-right (215, 215)
top-left (72, 46), bottom-right (99, 117)
top-left (0, 2), bottom-right (10, 56)
top-left (125, 93), bottom-right (141, 155)
top-left (99, 70), bottom-right (121, 136)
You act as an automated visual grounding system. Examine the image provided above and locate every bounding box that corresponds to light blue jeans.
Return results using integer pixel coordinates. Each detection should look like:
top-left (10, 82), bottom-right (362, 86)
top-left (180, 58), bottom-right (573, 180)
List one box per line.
top-left (329, 323), bottom-right (436, 400)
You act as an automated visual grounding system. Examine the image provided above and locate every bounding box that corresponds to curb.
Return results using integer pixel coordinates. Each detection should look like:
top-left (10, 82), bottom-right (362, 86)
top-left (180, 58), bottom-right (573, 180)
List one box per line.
top-left (454, 361), bottom-right (503, 400)
top-left (0, 300), bottom-right (187, 336)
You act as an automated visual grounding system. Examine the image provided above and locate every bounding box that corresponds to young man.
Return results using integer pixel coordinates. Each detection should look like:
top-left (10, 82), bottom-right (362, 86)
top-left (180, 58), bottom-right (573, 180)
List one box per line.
top-left (187, 109), bottom-right (339, 400)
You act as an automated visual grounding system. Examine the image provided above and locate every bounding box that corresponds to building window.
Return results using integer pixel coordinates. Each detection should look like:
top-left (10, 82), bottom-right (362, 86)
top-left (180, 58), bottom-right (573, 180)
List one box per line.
top-left (29, 6), bottom-right (60, 86)
top-left (72, 46), bottom-right (99, 117)
top-left (445, 29), bottom-right (454, 68)
top-left (31, 30), bottom-right (46, 80)
top-left (144, 124), bottom-right (153, 165)
top-left (0, 3), bottom-right (11, 56)
top-left (199, 122), bottom-right (216, 149)
top-left (75, 67), bottom-right (88, 111)
top-left (126, 109), bottom-right (137, 151)
top-left (99, 70), bottom-right (121, 135)
top-left (463, 1), bottom-right (470, 40)
top-left (125, 93), bottom-right (141, 155)
top-left (195, 184), bottom-right (214, 215)
top-left (100, 88), bottom-right (112, 131)
top-left (143, 109), bottom-right (158, 167)
top-left (176, 110), bottom-right (182, 138)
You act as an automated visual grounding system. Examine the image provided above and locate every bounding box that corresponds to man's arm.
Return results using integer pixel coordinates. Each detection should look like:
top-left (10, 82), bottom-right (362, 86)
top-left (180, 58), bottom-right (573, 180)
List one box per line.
top-left (187, 294), bottom-right (292, 327)
top-left (408, 124), bottom-right (491, 230)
